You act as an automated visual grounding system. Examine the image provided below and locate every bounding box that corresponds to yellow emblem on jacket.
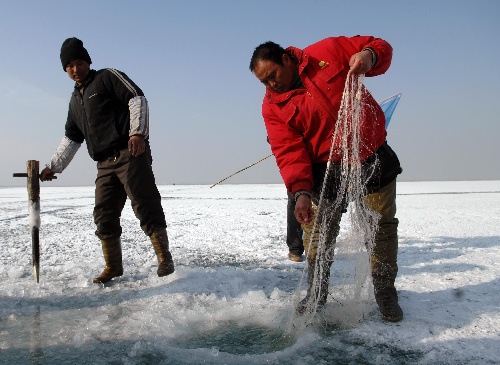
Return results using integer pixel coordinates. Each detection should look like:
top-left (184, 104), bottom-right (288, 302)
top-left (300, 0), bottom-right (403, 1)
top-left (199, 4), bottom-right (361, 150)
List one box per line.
top-left (319, 60), bottom-right (329, 69)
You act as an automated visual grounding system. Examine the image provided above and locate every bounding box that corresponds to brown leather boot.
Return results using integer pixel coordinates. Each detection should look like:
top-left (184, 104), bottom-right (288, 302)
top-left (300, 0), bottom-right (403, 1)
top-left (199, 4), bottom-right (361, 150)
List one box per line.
top-left (150, 228), bottom-right (175, 277)
top-left (93, 237), bottom-right (124, 283)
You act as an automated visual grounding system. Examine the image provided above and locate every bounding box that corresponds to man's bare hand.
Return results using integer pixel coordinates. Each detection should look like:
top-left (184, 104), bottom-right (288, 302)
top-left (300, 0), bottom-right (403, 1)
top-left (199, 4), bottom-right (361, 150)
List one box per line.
top-left (294, 194), bottom-right (315, 225)
top-left (40, 167), bottom-right (55, 181)
top-left (348, 49), bottom-right (373, 75)
top-left (128, 135), bottom-right (145, 157)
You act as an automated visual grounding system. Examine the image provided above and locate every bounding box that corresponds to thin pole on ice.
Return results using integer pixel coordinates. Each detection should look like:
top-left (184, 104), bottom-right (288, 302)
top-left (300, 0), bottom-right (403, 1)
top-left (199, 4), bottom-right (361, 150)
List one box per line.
top-left (209, 154), bottom-right (273, 188)
top-left (13, 160), bottom-right (56, 283)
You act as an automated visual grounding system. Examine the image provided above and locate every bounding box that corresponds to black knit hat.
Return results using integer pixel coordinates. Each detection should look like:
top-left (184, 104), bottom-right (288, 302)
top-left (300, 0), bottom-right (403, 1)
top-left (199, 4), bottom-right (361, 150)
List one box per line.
top-left (60, 37), bottom-right (92, 71)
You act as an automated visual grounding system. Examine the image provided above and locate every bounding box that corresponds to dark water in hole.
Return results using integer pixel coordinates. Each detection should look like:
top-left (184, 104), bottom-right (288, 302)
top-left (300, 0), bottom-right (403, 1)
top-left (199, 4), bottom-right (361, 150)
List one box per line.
top-left (170, 321), bottom-right (295, 354)
top-left (0, 314), bottom-right (432, 365)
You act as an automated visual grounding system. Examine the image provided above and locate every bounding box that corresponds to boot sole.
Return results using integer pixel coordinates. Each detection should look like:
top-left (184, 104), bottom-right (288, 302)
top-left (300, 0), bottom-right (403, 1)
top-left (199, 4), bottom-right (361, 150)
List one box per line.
top-left (157, 267), bottom-right (175, 277)
top-left (381, 313), bottom-right (403, 322)
top-left (92, 273), bottom-right (123, 284)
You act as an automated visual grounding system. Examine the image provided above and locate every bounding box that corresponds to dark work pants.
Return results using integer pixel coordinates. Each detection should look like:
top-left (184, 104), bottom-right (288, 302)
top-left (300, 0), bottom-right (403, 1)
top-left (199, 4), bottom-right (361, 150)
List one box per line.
top-left (287, 191), bottom-right (304, 256)
top-left (93, 142), bottom-right (166, 240)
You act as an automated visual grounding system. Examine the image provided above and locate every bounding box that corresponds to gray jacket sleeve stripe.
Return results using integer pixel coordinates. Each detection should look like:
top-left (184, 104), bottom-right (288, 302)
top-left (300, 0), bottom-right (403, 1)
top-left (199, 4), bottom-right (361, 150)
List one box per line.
top-left (107, 68), bottom-right (139, 96)
top-left (46, 136), bottom-right (81, 173)
top-left (128, 96), bottom-right (149, 138)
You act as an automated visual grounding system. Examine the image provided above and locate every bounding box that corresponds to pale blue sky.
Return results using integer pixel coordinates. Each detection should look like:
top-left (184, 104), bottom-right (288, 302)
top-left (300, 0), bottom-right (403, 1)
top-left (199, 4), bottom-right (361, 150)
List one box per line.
top-left (1, 0), bottom-right (499, 187)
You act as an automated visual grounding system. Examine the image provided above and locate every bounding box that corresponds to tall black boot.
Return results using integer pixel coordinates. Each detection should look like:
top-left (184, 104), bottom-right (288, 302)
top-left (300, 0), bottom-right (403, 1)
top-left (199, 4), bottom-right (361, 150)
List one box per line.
top-left (93, 237), bottom-right (124, 283)
top-left (150, 228), bottom-right (175, 277)
top-left (372, 264), bottom-right (403, 322)
top-left (296, 259), bottom-right (332, 315)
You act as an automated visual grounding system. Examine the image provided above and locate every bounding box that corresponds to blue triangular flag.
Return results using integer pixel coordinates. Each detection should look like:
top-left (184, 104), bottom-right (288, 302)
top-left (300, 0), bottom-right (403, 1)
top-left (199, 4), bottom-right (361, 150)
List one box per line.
top-left (379, 93), bottom-right (402, 128)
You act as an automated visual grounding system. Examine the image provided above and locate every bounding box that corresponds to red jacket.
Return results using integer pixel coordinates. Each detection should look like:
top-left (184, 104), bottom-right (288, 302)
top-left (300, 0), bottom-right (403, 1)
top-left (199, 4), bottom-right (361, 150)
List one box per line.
top-left (262, 36), bottom-right (393, 194)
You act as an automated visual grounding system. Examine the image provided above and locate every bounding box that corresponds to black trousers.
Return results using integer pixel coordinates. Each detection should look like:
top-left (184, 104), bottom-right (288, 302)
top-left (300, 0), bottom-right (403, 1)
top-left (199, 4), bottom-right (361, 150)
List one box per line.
top-left (93, 142), bottom-right (166, 240)
top-left (287, 191), bottom-right (304, 255)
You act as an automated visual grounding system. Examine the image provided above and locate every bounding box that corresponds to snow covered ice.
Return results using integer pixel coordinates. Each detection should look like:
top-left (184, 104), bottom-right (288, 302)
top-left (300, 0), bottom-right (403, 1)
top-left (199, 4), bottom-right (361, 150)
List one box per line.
top-left (0, 181), bottom-right (499, 364)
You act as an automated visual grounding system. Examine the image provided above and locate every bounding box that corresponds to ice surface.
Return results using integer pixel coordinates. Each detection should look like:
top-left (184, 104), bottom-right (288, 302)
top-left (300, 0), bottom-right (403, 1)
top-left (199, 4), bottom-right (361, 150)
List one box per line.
top-left (0, 182), bottom-right (499, 364)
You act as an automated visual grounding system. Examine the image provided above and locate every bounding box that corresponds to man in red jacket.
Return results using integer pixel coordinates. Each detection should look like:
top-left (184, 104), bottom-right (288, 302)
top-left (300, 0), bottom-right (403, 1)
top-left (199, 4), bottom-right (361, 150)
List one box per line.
top-left (250, 36), bottom-right (403, 322)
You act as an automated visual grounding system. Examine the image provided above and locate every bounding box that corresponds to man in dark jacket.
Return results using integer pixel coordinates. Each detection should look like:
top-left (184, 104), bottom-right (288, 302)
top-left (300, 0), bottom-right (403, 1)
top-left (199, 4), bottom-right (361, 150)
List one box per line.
top-left (40, 37), bottom-right (174, 284)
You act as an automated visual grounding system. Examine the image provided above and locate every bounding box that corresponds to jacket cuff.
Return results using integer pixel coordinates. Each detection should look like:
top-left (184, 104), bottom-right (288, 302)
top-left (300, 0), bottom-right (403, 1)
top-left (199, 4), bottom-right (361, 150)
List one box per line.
top-left (293, 190), bottom-right (312, 201)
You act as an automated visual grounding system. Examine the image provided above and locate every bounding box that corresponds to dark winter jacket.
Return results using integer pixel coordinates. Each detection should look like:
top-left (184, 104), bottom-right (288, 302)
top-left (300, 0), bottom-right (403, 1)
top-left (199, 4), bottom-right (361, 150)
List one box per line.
top-left (65, 68), bottom-right (147, 161)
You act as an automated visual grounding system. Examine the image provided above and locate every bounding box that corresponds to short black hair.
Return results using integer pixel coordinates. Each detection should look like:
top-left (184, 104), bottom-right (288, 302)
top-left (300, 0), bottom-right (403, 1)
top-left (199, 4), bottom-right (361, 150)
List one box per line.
top-left (249, 41), bottom-right (287, 72)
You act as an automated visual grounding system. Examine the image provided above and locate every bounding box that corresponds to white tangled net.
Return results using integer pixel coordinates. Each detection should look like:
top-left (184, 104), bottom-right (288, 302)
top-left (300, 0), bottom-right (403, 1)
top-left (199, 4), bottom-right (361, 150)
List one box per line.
top-left (290, 75), bottom-right (382, 330)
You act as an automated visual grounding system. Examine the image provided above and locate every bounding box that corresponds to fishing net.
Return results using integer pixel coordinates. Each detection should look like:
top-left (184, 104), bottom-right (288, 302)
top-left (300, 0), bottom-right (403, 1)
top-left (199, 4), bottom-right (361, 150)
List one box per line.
top-left (289, 75), bottom-right (382, 329)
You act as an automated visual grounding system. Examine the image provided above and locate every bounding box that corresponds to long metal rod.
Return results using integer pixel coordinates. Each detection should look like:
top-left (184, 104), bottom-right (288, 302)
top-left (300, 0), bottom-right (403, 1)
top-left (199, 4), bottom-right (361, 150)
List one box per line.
top-left (209, 153), bottom-right (273, 188)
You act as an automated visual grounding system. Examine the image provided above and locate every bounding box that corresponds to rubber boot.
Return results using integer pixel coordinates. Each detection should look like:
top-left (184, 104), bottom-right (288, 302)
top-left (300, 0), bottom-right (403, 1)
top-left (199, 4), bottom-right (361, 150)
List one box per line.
top-left (296, 259), bottom-right (332, 315)
top-left (372, 264), bottom-right (403, 322)
top-left (150, 228), bottom-right (175, 277)
top-left (93, 237), bottom-right (124, 283)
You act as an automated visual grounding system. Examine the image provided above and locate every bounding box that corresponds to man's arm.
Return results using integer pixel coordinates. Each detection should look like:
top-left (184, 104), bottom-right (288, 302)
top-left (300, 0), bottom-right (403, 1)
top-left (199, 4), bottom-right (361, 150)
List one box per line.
top-left (104, 68), bottom-right (149, 157)
top-left (363, 37), bottom-right (392, 76)
top-left (128, 95), bottom-right (149, 138)
top-left (325, 35), bottom-right (392, 76)
top-left (354, 36), bottom-right (393, 76)
top-left (128, 95), bottom-right (149, 157)
top-left (264, 109), bottom-right (314, 194)
top-left (40, 136), bottom-right (81, 181)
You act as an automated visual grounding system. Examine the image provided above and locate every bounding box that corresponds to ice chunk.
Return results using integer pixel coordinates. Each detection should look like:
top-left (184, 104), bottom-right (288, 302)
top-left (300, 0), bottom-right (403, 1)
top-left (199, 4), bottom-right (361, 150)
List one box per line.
top-left (7, 266), bottom-right (24, 279)
top-left (210, 346), bottom-right (219, 357)
top-left (73, 332), bottom-right (86, 346)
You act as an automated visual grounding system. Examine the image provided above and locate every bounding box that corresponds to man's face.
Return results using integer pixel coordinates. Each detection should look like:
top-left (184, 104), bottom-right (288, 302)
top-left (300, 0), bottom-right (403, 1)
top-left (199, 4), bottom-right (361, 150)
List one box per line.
top-left (253, 54), bottom-right (297, 94)
top-left (65, 59), bottom-right (90, 84)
